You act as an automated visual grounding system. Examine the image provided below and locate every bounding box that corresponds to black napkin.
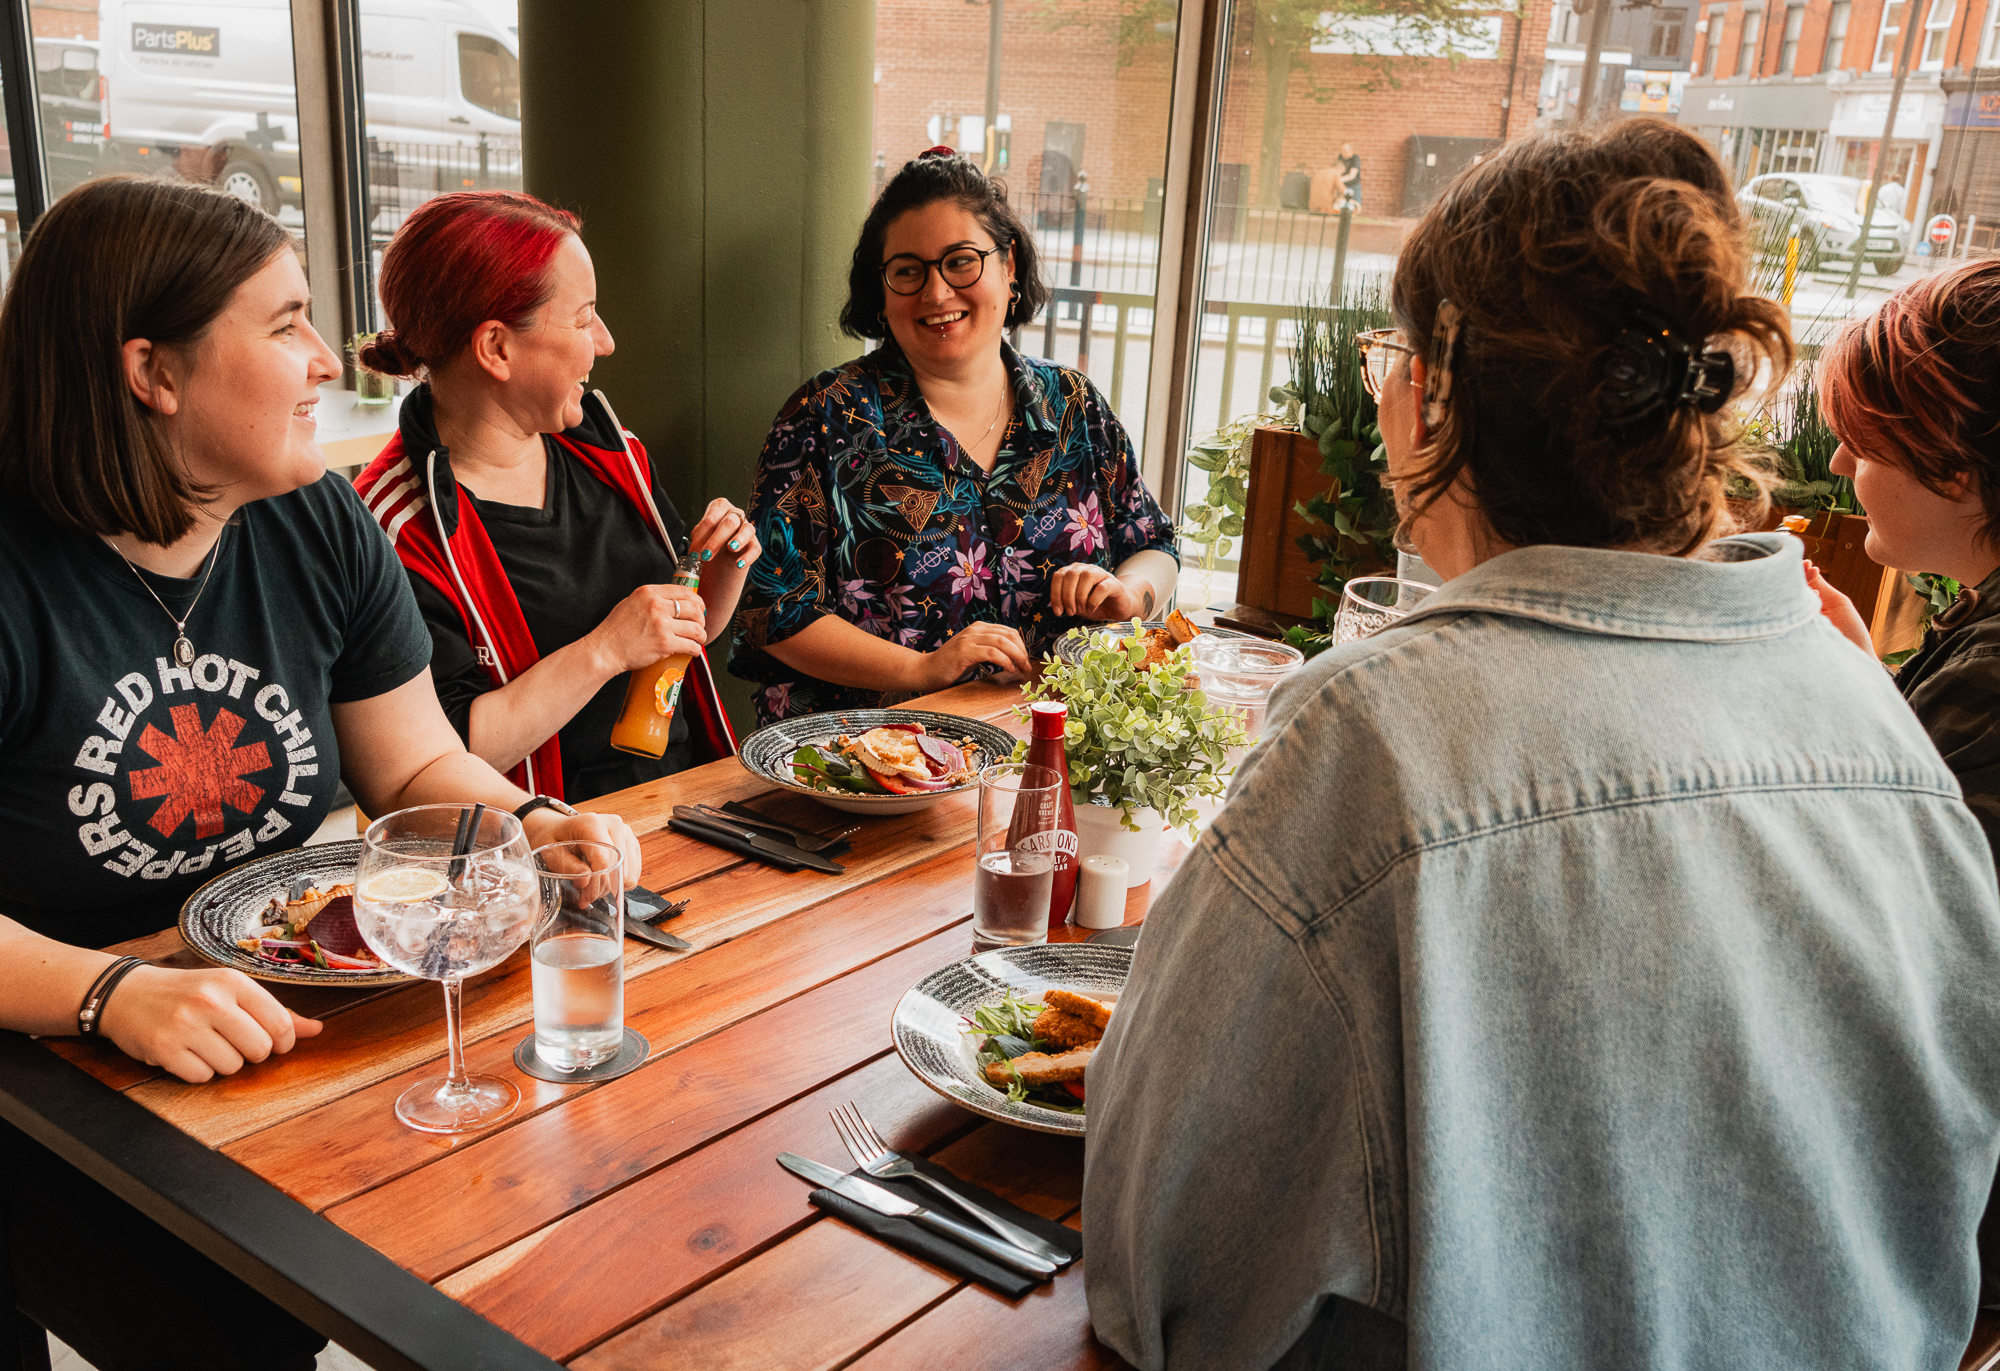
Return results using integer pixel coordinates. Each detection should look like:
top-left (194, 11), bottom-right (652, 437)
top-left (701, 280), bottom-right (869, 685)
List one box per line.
top-left (667, 817), bottom-right (804, 871)
top-left (807, 1154), bottom-right (1081, 1298)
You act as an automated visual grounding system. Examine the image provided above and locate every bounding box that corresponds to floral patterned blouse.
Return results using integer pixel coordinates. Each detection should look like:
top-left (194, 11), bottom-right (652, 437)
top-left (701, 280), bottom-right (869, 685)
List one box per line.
top-left (731, 341), bottom-right (1178, 724)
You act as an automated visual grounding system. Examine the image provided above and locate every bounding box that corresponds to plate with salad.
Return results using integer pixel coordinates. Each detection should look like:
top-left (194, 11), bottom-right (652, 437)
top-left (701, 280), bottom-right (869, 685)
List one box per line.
top-left (890, 942), bottom-right (1132, 1136)
top-left (738, 707), bottom-right (1019, 815)
top-left (178, 839), bottom-right (412, 988)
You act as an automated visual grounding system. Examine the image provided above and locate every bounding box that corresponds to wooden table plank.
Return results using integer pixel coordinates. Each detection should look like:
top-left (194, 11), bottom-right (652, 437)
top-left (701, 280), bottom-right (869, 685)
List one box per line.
top-left (226, 848), bottom-right (984, 1211)
top-left (566, 1122), bottom-right (1087, 1370)
top-left (329, 924), bottom-right (979, 1280)
top-left (842, 1227), bottom-right (1130, 1371)
top-left (438, 1053), bottom-right (972, 1361)
top-left (569, 1219), bottom-right (958, 1371)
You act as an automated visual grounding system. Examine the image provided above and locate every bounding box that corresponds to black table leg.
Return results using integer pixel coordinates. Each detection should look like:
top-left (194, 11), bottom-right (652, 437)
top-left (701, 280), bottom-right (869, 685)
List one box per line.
top-left (0, 1124), bottom-right (52, 1371)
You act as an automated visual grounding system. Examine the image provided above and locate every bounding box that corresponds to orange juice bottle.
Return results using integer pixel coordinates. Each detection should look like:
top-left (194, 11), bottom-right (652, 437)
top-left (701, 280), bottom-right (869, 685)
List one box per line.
top-left (610, 552), bottom-right (702, 758)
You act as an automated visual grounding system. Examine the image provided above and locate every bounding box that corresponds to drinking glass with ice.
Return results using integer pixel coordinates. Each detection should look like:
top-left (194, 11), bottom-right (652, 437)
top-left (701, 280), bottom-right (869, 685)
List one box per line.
top-left (354, 805), bottom-right (536, 1134)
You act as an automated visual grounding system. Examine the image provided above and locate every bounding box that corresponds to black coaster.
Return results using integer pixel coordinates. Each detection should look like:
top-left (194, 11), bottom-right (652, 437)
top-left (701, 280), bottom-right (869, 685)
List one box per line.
top-left (513, 1026), bottom-right (649, 1084)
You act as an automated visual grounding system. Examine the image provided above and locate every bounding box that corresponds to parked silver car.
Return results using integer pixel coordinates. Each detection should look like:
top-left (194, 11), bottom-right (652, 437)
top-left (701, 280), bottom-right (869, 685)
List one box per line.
top-left (1736, 173), bottom-right (1909, 276)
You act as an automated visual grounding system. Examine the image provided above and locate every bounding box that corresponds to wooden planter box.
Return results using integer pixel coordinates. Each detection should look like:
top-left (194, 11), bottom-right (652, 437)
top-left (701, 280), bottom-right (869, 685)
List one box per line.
top-left (1235, 425), bottom-right (1389, 620)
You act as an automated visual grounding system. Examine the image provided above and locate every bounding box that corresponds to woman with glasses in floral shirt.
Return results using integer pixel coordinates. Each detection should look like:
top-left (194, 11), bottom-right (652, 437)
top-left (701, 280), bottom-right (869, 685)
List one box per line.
top-left (731, 150), bottom-right (1178, 723)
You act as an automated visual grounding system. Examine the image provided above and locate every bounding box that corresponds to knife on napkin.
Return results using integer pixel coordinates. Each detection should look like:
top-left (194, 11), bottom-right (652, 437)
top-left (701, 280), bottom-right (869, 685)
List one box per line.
top-left (670, 809), bottom-right (846, 874)
top-left (776, 1152), bottom-right (1055, 1277)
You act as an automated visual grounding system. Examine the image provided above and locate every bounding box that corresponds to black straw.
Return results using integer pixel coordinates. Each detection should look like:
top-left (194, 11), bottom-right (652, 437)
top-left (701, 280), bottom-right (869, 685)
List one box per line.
top-left (447, 803), bottom-right (485, 881)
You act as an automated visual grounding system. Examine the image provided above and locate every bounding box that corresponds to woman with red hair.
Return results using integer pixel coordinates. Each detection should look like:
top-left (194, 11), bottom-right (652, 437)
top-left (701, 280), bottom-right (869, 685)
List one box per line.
top-left (355, 192), bottom-right (757, 802)
top-left (1810, 257), bottom-right (2000, 853)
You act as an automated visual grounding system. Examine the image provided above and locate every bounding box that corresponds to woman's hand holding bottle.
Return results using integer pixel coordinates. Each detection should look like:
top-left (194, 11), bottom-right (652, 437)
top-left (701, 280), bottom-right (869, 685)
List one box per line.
top-left (588, 582), bottom-right (709, 675)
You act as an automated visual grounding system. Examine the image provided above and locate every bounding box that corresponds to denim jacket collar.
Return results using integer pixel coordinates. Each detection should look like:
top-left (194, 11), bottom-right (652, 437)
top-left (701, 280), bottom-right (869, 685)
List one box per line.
top-left (1396, 533), bottom-right (1817, 643)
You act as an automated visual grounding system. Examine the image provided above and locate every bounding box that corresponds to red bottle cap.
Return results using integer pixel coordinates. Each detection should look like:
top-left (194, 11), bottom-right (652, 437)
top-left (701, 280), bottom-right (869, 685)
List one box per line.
top-left (1030, 701), bottom-right (1068, 738)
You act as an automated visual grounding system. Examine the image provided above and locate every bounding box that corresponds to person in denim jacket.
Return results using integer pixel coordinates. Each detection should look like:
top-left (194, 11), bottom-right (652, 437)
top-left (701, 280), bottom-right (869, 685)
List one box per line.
top-left (1083, 119), bottom-right (2000, 1371)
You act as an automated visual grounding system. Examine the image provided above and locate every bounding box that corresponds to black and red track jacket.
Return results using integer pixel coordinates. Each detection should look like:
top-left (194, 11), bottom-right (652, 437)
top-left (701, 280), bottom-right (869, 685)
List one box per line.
top-left (354, 386), bottom-right (736, 801)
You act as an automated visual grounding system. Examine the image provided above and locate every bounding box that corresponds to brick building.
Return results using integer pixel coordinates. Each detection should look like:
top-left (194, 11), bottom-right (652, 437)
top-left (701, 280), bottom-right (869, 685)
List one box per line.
top-left (1679, 0), bottom-right (2000, 239)
top-left (871, 0), bottom-right (1551, 221)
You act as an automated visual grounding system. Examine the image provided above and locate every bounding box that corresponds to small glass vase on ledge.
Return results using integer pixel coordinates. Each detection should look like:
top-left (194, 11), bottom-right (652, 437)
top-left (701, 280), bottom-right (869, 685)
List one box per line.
top-left (348, 331), bottom-right (396, 407)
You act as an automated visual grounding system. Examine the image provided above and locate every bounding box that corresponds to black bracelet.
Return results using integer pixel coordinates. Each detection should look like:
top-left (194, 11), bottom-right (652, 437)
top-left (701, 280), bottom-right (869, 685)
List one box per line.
top-left (77, 956), bottom-right (147, 1037)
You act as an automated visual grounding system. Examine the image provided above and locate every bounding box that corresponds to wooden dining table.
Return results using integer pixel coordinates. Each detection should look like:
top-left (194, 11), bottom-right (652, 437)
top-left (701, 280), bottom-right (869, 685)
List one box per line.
top-left (0, 679), bottom-right (1158, 1371)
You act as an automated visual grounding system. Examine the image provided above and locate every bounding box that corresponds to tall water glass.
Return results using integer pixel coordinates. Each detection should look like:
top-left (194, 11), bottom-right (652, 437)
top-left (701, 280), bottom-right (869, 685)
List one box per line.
top-left (530, 841), bottom-right (625, 1072)
top-left (1334, 576), bottom-right (1438, 643)
top-left (973, 763), bottom-right (1063, 950)
top-left (354, 805), bottom-right (537, 1133)
top-left (1190, 636), bottom-right (1305, 774)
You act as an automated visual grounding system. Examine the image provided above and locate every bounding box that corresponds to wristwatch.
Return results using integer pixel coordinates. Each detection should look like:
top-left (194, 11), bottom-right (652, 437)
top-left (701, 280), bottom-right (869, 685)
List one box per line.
top-left (514, 795), bottom-right (579, 823)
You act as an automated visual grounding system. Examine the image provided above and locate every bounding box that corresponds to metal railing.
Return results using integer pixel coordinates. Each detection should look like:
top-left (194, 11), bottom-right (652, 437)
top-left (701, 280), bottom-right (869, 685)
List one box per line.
top-left (365, 134), bottom-right (523, 240)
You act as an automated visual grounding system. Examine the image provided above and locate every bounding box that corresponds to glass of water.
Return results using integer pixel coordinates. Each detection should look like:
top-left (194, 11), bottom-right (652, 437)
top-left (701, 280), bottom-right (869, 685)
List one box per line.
top-left (1189, 636), bottom-right (1305, 773)
top-left (973, 763), bottom-right (1063, 951)
top-left (529, 841), bottom-right (625, 1073)
top-left (1334, 576), bottom-right (1438, 643)
top-left (354, 805), bottom-right (536, 1134)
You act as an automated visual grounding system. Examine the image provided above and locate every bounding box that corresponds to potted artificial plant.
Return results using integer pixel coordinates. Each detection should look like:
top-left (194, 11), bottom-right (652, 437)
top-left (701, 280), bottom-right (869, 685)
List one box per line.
top-left (1015, 626), bottom-right (1249, 883)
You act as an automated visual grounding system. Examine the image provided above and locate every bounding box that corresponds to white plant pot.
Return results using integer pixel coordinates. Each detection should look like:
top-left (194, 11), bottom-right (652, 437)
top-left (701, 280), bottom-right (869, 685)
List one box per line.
top-left (1071, 799), bottom-right (1163, 887)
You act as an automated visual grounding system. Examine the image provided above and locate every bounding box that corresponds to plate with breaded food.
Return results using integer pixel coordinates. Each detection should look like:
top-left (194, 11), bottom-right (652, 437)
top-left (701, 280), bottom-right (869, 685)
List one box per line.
top-left (178, 839), bottom-right (412, 988)
top-left (891, 942), bottom-right (1132, 1136)
top-left (1049, 611), bottom-right (1251, 670)
top-left (738, 707), bottom-right (1018, 816)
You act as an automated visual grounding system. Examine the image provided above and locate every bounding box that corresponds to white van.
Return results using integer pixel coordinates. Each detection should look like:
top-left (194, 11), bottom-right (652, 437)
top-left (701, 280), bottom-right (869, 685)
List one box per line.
top-left (101, 0), bottom-right (519, 217)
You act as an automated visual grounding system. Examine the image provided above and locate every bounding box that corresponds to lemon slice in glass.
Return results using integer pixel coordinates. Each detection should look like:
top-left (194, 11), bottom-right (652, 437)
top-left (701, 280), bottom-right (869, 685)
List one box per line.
top-left (358, 867), bottom-right (450, 905)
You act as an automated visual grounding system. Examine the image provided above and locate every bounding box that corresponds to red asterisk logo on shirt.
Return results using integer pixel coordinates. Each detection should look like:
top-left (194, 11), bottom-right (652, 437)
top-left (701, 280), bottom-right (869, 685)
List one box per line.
top-left (128, 703), bottom-right (273, 839)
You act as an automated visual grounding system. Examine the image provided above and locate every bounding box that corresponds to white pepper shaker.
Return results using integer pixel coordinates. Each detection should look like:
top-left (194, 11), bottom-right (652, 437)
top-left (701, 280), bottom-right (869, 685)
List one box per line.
top-left (1074, 855), bottom-right (1129, 929)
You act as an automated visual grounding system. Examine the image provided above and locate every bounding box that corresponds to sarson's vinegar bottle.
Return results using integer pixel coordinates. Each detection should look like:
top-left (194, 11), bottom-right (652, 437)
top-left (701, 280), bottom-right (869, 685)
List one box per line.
top-left (609, 550), bottom-right (703, 758)
top-left (1014, 700), bottom-right (1080, 922)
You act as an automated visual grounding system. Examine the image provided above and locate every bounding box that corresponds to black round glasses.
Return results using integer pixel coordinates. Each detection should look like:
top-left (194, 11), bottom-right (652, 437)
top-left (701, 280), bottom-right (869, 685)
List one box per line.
top-left (881, 244), bottom-right (1003, 296)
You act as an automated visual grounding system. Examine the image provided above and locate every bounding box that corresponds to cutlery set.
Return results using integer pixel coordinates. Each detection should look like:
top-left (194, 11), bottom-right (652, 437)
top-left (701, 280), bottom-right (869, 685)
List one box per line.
top-left (668, 802), bottom-right (860, 873)
top-left (776, 1102), bottom-right (1070, 1278)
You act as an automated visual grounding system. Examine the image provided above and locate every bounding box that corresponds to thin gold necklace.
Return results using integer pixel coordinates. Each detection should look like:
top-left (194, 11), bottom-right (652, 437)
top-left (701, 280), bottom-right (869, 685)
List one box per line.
top-left (103, 535), bottom-right (221, 668)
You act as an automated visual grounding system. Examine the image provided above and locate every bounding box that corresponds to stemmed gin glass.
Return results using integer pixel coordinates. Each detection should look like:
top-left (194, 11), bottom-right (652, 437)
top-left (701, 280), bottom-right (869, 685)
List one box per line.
top-left (354, 804), bottom-right (538, 1133)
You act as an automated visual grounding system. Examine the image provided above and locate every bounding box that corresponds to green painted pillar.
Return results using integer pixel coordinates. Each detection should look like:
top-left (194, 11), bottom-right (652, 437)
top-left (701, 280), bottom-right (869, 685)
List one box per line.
top-left (519, 0), bottom-right (875, 729)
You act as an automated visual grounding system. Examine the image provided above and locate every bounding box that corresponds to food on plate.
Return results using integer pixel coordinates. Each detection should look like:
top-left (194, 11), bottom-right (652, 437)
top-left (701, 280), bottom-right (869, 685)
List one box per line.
top-left (1031, 1006), bottom-right (1104, 1050)
top-left (235, 880), bottom-right (386, 973)
top-left (1067, 612), bottom-right (1207, 672)
top-left (983, 1044), bottom-right (1094, 1086)
top-left (790, 721), bottom-right (981, 796)
top-left (965, 988), bottom-right (1116, 1112)
top-left (1045, 987), bottom-right (1114, 1027)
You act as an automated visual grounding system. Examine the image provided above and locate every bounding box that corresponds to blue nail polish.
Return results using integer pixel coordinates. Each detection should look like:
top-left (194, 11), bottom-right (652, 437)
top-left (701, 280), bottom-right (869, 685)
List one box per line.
top-left (702, 549), bottom-right (714, 561)
top-left (737, 558), bottom-right (747, 568)
top-left (729, 540), bottom-right (741, 551)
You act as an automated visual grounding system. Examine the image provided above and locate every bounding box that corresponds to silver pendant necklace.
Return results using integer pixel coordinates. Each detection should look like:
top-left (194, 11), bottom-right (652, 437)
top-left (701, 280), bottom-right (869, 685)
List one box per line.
top-left (104, 536), bottom-right (220, 667)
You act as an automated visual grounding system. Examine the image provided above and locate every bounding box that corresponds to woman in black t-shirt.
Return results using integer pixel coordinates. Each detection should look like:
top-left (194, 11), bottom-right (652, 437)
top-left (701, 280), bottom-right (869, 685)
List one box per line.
top-left (0, 177), bottom-right (643, 1366)
top-left (353, 192), bottom-right (762, 803)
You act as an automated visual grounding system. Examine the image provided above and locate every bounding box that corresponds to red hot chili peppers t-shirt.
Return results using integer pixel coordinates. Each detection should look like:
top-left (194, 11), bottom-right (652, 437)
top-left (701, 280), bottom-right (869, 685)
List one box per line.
top-left (0, 474), bottom-right (432, 947)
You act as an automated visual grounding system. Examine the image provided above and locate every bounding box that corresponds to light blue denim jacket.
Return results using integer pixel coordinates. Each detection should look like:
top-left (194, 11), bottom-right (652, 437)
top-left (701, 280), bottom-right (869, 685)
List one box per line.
top-left (1083, 535), bottom-right (2000, 1371)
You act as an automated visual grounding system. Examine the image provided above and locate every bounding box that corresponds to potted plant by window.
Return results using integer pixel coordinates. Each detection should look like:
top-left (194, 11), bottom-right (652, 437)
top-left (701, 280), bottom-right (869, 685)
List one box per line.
top-left (1015, 625), bottom-right (1249, 883)
top-left (1233, 284), bottom-right (1395, 629)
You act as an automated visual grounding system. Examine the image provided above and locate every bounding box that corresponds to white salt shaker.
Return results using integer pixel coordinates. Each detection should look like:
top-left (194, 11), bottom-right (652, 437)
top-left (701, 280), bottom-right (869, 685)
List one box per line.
top-left (1073, 855), bottom-right (1129, 929)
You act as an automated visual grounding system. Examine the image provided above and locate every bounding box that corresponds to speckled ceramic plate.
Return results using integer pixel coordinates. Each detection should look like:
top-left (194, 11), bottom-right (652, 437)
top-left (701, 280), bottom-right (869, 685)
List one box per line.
top-left (178, 839), bottom-right (412, 988)
top-left (738, 708), bottom-right (1018, 816)
top-left (891, 943), bottom-right (1132, 1136)
top-left (1048, 619), bottom-right (1253, 667)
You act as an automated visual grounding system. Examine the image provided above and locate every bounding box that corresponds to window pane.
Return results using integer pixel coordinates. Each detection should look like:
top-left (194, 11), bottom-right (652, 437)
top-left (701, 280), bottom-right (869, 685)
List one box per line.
top-left (871, 0), bottom-right (1187, 460)
top-left (1822, 0), bottom-right (1849, 70)
top-left (93, 6), bottom-right (304, 219)
top-left (359, 1), bottom-right (522, 323)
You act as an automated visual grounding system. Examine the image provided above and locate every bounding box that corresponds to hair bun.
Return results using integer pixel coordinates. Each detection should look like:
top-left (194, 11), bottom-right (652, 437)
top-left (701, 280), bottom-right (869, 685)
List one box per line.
top-left (357, 330), bottom-right (418, 378)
